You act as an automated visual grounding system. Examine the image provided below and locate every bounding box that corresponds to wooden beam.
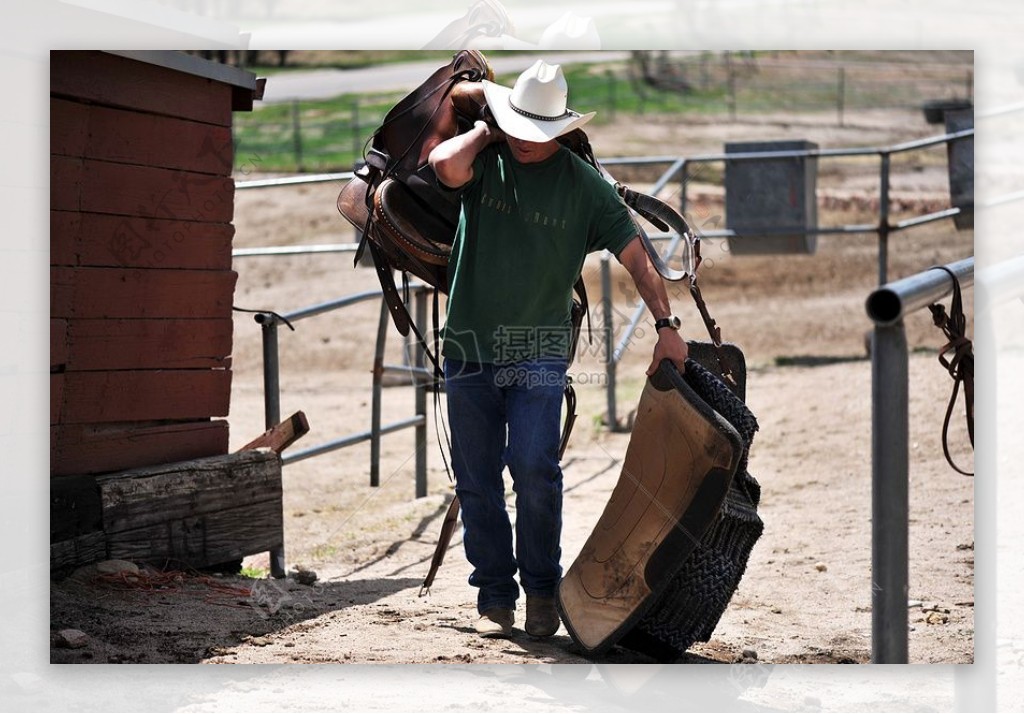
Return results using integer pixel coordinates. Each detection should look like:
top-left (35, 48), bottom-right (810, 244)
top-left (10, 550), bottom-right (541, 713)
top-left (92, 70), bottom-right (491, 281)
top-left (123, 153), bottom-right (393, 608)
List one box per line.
top-left (64, 318), bottom-right (232, 371)
top-left (50, 210), bottom-right (234, 270)
top-left (51, 532), bottom-right (106, 572)
top-left (60, 369), bottom-right (231, 423)
top-left (50, 51), bottom-right (234, 126)
top-left (50, 266), bottom-right (236, 320)
top-left (98, 449), bottom-right (281, 534)
top-left (51, 98), bottom-right (234, 176)
top-left (238, 411), bottom-right (310, 454)
top-left (97, 449), bottom-right (283, 569)
top-left (51, 420), bottom-right (229, 477)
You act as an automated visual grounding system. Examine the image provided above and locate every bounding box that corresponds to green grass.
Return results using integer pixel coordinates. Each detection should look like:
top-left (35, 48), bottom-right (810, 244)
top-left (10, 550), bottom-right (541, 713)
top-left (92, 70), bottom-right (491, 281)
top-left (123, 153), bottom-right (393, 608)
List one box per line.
top-left (240, 565), bottom-right (268, 579)
top-left (232, 63), bottom-right (731, 173)
top-left (231, 55), bottom-right (972, 174)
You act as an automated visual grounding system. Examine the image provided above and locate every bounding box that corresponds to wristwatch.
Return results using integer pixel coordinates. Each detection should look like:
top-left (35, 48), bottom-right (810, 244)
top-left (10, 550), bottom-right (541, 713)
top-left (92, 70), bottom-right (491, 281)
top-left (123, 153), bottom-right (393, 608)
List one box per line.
top-left (654, 315), bottom-right (682, 332)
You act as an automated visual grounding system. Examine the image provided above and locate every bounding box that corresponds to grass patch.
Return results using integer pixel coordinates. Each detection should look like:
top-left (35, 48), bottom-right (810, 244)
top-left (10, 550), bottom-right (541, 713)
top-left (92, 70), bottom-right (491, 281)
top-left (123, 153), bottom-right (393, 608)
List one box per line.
top-left (240, 565), bottom-right (268, 579)
top-left (232, 54), bottom-right (972, 174)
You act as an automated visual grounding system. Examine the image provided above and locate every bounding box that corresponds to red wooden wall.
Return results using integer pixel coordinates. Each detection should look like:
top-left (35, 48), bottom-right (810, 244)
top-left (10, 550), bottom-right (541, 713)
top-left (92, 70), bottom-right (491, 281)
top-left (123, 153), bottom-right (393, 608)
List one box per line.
top-left (50, 51), bottom-right (242, 477)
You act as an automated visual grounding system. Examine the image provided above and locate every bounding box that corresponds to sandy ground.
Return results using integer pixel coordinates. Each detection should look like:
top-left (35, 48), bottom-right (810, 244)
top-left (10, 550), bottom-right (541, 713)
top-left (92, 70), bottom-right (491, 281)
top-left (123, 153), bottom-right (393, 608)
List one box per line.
top-left (50, 107), bottom-right (976, 674)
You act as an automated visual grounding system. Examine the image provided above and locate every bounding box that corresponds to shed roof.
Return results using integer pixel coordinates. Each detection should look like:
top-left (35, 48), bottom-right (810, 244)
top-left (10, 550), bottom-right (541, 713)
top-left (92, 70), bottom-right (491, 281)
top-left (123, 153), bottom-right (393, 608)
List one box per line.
top-left (102, 50), bottom-right (264, 110)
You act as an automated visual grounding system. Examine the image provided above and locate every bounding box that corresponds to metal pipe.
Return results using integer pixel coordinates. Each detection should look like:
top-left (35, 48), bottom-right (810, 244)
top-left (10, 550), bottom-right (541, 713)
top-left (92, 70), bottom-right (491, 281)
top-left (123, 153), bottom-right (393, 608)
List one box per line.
top-left (259, 317), bottom-right (285, 578)
top-left (236, 171), bottom-right (355, 189)
top-left (233, 243), bottom-right (360, 258)
top-left (284, 415), bottom-right (427, 465)
top-left (382, 364), bottom-right (433, 378)
top-left (370, 298), bottom-right (389, 487)
top-left (866, 256), bottom-right (975, 663)
top-left (695, 223), bottom-right (880, 240)
top-left (892, 207), bottom-right (961, 231)
top-left (646, 158), bottom-right (686, 198)
top-left (601, 254), bottom-right (617, 431)
top-left (878, 152), bottom-right (891, 285)
top-left (414, 289), bottom-right (428, 499)
top-left (679, 128), bottom-right (973, 165)
top-left (866, 257), bottom-right (974, 326)
top-left (613, 233), bottom-right (684, 365)
top-left (261, 319), bottom-right (282, 431)
top-left (871, 322), bottom-right (910, 664)
top-left (277, 284), bottom-right (429, 325)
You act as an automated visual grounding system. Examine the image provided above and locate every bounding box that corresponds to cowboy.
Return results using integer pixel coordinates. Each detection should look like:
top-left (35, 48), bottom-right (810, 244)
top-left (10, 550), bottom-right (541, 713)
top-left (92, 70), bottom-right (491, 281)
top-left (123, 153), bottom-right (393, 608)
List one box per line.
top-left (428, 60), bottom-right (689, 638)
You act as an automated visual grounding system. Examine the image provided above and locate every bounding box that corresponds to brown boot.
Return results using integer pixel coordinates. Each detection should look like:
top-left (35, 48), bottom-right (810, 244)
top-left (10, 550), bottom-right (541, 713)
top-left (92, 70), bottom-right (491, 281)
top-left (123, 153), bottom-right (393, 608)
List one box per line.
top-left (525, 595), bottom-right (560, 638)
top-left (474, 608), bottom-right (514, 638)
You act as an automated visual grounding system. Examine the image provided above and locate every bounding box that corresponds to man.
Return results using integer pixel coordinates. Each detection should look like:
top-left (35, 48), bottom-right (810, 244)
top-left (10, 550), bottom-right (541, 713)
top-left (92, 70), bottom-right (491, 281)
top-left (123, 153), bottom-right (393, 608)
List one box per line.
top-left (428, 60), bottom-right (688, 638)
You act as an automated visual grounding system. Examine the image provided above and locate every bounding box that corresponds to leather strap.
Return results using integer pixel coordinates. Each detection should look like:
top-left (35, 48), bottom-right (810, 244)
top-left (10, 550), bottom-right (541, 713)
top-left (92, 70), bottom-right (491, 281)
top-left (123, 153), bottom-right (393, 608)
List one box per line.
top-left (927, 266), bottom-right (974, 476)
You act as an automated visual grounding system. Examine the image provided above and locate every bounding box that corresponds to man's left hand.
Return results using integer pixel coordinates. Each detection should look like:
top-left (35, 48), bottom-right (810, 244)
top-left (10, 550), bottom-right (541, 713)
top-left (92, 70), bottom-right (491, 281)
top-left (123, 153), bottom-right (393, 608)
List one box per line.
top-left (647, 327), bottom-right (689, 376)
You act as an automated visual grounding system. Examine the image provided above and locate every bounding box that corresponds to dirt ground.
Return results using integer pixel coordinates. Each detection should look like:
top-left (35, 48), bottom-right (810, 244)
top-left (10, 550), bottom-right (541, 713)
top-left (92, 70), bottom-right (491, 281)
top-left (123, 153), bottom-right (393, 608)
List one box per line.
top-left (50, 106), bottom-right (975, 674)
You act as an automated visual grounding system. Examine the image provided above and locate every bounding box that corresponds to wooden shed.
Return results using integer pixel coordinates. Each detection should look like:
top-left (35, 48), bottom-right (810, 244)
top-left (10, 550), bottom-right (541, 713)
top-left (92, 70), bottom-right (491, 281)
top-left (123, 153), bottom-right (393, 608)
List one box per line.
top-left (50, 50), bottom-right (280, 572)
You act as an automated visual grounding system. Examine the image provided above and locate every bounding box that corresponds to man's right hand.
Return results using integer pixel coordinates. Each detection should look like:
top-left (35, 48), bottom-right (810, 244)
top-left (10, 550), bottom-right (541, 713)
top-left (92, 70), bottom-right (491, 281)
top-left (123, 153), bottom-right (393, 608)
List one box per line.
top-left (475, 119), bottom-right (506, 145)
top-left (429, 118), bottom-right (504, 189)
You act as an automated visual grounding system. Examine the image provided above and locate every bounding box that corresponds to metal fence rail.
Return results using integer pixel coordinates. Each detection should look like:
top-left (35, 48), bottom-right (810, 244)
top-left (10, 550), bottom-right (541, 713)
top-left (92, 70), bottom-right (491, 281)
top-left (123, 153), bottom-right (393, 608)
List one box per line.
top-left (864, 256), bottom-right (974, 663)
top-left (247, 279), bottom-right (433, 577)
top-left (600, 128), bottom-right (973, 430)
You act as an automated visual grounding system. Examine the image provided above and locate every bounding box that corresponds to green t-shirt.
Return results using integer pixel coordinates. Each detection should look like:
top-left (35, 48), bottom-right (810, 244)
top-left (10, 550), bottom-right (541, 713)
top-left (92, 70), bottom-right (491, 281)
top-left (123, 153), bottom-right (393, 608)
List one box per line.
top-left (442, 143), bottom-right (637, 364)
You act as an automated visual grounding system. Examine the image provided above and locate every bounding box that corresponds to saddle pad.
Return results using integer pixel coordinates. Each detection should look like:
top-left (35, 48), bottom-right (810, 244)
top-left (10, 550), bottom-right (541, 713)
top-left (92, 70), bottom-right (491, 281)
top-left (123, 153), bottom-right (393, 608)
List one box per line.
top-left (557, 359), bottom-right (744, 655)
top-left (337, 175), bottom-right (370, 232)
top-left (372, 177), bottom-right (455, 267)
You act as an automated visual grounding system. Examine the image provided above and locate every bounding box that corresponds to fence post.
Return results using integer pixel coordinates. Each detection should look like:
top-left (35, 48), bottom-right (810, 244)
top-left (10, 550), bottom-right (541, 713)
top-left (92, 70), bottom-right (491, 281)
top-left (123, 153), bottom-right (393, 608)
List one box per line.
top-left (606, 69), bottom-right (616, 120)
top-left (414, 289), bottom-right (428, 499)
top-left (352, 99), bottom-right (361, 162)
top-left (290, 99), bottom-right (304, 172)
top-left (878, 152), bottom-right (891, 285)
top-left (837, 66), bottom-right (846, 127)
top-left (871, 321), bottom-right (909, 663)
top-left (601, 254), bottom-right (618, 431)
top-left (727, 59), bottom-right (737, 121)
top-left (370, 298), bottom-right (389, 487)
top-left (260, 316), bottom-right (286, 578)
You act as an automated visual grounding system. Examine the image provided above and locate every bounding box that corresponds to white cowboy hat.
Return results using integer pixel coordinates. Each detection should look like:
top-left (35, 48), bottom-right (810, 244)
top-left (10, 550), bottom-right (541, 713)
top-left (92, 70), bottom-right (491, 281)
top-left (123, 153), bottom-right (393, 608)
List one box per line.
top-left (481, 60), bottom-right (595, 142)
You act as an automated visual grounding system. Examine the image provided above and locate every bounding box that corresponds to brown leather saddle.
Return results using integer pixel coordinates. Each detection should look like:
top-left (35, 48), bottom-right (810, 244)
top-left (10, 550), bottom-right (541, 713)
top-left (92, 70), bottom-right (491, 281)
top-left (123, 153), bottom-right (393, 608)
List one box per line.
top-left (337, 52), bottom-right (722, 362)
top-left (559, 345), bottom-right (762, 661)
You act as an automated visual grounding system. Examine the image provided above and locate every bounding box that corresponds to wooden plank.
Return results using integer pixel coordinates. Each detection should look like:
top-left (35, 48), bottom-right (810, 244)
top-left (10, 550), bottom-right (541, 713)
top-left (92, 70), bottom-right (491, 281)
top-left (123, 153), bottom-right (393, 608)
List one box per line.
top-left (50, 474), bottom-right (102, 541)
top-left (105, 500), bottom-right (282, 567)
top-left (99, 449), bottom-right (281, 533)
top-left (50, 532), bottom-right (106, 572)
top-left (81, 159), bottom-right (234, 223)
top-left (49, 267), bottom-right (75, 318)
top-left (49, 266), bottom-right (236, 319)
top-left (50, 211), bottom-right (79, 266)
top-left (50, 155), bottom-right (82, 212)
top-left (51, 420), bottom-right (229, 477)
top-left (51, 318), bottom-right (69, 370)
top-left (51, 98), bottom-right (233, 175)
top-left (50, 51), bottom-right (233, 126)
top-left (50, 210), bottom-right (233, 270)
top-left (66, 318), bottom-right (232, 371)
top-left (50, 97), bottom-right (89, 157)
top-left (51, 373), bottom-right (64, 425)
top-left (61, 369), bottom-right (231, 424)
top-left (238, 411), bottom-right (310, 454)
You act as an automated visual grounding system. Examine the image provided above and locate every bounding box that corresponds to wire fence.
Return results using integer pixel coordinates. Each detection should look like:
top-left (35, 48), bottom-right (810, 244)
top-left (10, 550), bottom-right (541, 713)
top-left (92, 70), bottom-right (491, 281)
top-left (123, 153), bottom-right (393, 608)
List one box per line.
top-left (232, 54), bottom-right (973, 173)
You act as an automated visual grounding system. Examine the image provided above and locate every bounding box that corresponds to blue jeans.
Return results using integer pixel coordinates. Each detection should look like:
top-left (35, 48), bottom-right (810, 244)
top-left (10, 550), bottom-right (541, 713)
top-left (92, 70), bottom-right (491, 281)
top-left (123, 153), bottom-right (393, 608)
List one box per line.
top-left (443, 358), bottom-right (567, 614)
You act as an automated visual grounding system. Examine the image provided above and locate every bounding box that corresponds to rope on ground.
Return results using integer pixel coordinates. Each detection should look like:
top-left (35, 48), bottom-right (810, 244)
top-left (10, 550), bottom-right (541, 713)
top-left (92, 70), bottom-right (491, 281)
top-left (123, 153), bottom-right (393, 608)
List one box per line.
top-left (91, 568), bottom-right (257, 609)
